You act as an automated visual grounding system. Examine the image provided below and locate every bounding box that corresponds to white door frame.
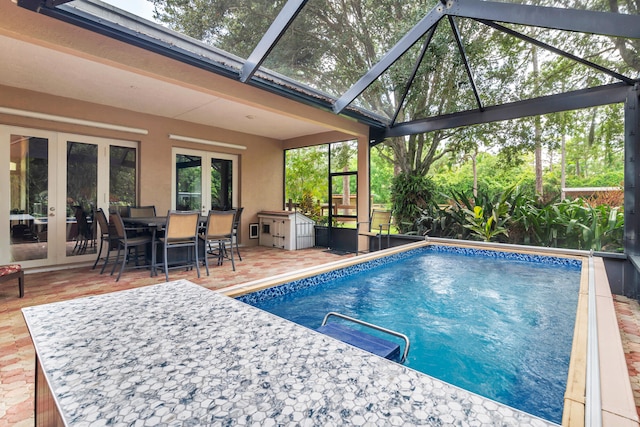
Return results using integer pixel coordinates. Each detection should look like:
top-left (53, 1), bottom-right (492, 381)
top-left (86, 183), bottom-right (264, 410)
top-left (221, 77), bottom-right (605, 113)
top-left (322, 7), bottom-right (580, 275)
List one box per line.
top-left (1, 125), bottom-right (137, 268)
top-left (171, 147), bottom-right (238, 215)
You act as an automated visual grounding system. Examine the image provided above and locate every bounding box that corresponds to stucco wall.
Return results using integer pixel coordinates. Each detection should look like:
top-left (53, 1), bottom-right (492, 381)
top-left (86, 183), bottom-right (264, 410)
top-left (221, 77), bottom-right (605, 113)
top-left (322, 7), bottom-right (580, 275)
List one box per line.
top-left (0, 84), bottom-right (287, 247)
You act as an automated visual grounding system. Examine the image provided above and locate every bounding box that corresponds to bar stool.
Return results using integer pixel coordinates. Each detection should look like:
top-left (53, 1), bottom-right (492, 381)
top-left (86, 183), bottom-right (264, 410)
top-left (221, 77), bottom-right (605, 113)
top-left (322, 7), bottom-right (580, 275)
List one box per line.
top-left (0, 264), bottom-right (24, 297)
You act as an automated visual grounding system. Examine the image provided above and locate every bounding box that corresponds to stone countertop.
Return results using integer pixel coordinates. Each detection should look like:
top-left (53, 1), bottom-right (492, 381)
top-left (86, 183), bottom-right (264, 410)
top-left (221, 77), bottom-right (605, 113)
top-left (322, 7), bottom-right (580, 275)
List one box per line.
top-left (22, 280), bottom-right (556, 427)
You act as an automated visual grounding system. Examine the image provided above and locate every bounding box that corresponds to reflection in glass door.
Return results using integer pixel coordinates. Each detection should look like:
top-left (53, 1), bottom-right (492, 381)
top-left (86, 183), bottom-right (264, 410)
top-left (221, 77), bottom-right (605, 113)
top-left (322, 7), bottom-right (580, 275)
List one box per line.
top-left (9, 134), bottom-right (50, 262)
top-left (109, 146), bottom-right (137, 209)
top-left (175, 154), bottom-right (202, 211)
top-left (173, 148), bottom-right (237, 214)
top-left (211, 158), bottom-right (233, 210)
top-left (66, 141), bottom-right (98, 257)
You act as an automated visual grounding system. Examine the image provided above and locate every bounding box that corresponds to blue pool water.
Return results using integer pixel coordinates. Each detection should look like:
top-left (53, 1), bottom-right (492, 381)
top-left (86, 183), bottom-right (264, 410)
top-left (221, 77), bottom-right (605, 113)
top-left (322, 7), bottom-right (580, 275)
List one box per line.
top-left (241, 246), bottom-right (582, 423)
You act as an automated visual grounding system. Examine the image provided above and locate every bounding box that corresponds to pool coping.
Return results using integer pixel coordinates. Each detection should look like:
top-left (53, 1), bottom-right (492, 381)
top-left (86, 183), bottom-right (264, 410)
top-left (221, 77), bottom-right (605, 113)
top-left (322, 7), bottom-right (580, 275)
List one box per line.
top-left (222, 240), bottom-right (639, 427)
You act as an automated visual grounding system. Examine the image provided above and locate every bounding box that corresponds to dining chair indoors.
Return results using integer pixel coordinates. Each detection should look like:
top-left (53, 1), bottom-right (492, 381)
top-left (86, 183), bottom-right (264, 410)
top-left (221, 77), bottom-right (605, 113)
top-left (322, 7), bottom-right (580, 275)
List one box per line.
top-left (72, 205), bottom-right (91, 255)
top-left (110, 211), bottom-right (153, 282)
top-left (92, 208), bottom-right (119, 273)
top-left (159, 210), bottom-right (201, 282)
top-left (199, 209), bottom-right (236, 275)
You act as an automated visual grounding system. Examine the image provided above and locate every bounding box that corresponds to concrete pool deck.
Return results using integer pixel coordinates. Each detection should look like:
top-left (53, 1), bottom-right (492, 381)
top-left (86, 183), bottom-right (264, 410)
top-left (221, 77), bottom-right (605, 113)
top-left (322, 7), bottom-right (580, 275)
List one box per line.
top-left (1, 244), bottom-right (640, 426)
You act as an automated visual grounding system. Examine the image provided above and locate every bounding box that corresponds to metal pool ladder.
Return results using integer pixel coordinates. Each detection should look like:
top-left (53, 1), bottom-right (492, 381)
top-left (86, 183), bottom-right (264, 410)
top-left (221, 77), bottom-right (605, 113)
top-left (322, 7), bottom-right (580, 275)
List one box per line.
top-left (318, 312), bottom-right (411, 364)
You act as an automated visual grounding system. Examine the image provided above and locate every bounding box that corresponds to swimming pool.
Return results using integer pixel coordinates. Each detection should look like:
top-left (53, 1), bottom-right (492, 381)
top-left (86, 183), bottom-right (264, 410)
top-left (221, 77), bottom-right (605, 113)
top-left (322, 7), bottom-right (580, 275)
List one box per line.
top-left (237, 244), bottom-right (582, 424)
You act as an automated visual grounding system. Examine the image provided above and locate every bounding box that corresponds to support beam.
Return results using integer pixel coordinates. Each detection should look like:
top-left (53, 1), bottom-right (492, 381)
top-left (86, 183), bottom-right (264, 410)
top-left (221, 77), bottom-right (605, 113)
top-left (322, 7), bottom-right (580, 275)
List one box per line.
top-left (333, 4), bottom-right (446, 114)
top-left (478, 20), bottom-right (636, 85)
top-left (625, 84), bottom-right (640, 256)
top-left (45, 0), bottom-right (74, 6)
top-left (448, 0), bottom-right (640, 39)
top-left (378, 83), bottom-right (629, 141)
top-left (391, 27), bottom-right (437, 125)
top-left (17, 0), bottom-right (43, 11)
top-left (240, 0), bottom-right (308, 83)
top-left (624, 84), bottom-right (640, 299)
top-left (448, 16), bottom-right (483, 111)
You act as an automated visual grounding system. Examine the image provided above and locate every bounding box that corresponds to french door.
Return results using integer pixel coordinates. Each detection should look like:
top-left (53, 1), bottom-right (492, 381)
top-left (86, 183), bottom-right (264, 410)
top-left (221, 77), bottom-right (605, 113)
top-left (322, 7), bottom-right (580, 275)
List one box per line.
top-left (172, 148), bottom-right (238, 215)
top-left (1, 126), bottom-right (137, 268)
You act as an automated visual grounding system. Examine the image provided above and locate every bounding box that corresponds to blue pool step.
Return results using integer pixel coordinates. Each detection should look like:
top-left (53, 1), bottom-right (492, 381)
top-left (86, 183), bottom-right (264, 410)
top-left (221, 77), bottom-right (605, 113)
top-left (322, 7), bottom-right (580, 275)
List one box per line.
top-left (316, 322), bottom-right (401, 362)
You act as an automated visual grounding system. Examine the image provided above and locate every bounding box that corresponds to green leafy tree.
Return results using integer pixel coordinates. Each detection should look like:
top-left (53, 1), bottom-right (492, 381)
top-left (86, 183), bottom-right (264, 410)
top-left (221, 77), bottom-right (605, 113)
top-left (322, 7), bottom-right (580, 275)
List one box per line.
top-left (285, 146), bottom-right (328, 205)
top-left (390, 173), bottom-right (435, 233)
top-left (370, 145), bottom-right (394, 206)
top-left (149, 0), bottom-right (630, 227)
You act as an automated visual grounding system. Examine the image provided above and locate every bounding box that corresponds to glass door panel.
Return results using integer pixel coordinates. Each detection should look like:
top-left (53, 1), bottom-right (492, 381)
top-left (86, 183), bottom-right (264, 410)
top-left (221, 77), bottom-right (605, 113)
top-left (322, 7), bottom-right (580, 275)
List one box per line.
top-left (2, 127), bottom-right (137, 267)
top-left (175, 154), bottom-right (203, 211)
top-left (66, 141), bottom-right (98, 257)
top-left (173, 148), bottom-right (238, 215)
top-left (329, 140), bottom-right (358, 227)
top-left (109, 145), bottom-right (137, 210)
top-left (211, 158), bottom-right (233, 210)
top-left (329, 172), bottom-right (357, 227)
top-left (9, 135), bottom-right (50, 262)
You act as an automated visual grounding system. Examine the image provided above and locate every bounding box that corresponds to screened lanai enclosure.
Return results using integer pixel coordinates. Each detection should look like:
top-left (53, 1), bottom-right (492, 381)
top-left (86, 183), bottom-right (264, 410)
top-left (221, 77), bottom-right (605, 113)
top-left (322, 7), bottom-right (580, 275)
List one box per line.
top-left (17, 0), bottom-right (640, 290)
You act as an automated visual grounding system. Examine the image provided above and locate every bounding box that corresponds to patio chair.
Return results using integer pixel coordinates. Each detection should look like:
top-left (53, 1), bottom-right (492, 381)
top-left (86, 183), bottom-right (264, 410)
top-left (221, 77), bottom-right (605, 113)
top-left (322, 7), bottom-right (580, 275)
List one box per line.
top-left (92, 208), bottom-right (119, 273)
top-left (232, 207), bottom-right (243, 261)
top-left (127, 206), bottom-right (156, 235)
top-left (199, 209), bottom-right (236, 275)
top-left (128, 205), bottom-right (156, 218)
top-left (159, 210), bottom-right (201, 282)
top-left (356, 209), bottom-right (392, 255)
top-left (0, 264), bottom-right (24, 298)
top-left (110, 211), bottom-right (153, 282)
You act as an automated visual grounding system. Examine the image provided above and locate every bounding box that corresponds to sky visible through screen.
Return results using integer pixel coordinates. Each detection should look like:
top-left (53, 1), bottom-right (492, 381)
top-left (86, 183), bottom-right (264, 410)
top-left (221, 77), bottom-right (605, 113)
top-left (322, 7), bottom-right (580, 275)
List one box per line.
top-left (104, 0), bottom-right (155, 21)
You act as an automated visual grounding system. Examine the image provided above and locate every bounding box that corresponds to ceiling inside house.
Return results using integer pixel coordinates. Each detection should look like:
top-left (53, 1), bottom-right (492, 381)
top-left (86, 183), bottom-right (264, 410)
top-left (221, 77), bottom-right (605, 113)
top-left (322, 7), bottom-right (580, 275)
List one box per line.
top-left (0, 34), bottom-right (332, 140)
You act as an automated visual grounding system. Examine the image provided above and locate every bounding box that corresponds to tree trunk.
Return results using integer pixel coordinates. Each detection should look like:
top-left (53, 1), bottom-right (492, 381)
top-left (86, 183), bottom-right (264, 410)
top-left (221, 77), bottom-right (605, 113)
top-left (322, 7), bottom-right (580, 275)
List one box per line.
top-left (472, 148), bottom-right (478, 198)
top-left (532, 47), bottom-right (543, 200)
top-left (561, 132), bottom-right (566, 199)
top-left (535, 124), bottom-right (543, 199)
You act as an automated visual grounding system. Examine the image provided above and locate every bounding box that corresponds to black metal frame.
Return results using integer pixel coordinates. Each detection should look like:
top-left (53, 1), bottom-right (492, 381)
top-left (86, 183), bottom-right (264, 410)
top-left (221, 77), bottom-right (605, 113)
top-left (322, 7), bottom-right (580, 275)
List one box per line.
top-left (240, 0), bottom-right (308, 83)
top-left (375, 83), bottom-right (631, 143)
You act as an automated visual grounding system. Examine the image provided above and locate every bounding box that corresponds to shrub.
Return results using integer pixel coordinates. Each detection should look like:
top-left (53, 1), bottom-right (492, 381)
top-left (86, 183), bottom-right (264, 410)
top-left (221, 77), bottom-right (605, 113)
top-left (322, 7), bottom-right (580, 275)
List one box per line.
top-left (391, 173), bottom-right (436, 233)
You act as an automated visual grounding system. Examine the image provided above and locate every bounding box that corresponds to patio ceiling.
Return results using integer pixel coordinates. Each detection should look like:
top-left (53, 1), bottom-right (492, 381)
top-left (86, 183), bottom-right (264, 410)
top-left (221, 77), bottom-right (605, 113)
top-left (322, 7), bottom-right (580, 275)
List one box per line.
top-left (12, 0), bottom-right (640, 142)
top-left (0, 16), bottom-right (333, 140)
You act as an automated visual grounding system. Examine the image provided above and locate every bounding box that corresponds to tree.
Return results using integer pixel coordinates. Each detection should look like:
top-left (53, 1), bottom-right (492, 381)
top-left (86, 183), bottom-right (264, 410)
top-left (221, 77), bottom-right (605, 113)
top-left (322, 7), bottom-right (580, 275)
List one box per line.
top-left (285, 145), bottom-right (328, 205)
top-left (149, 0), bottom-right (631, 213)
top-left (608, 0), bottom-right (640, 73)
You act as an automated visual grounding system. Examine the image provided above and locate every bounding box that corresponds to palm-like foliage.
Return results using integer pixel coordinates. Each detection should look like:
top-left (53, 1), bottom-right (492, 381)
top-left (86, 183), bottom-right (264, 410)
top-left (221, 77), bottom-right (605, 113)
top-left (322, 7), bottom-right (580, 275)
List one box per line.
top-left (415, 186), bottom-right (624, 252)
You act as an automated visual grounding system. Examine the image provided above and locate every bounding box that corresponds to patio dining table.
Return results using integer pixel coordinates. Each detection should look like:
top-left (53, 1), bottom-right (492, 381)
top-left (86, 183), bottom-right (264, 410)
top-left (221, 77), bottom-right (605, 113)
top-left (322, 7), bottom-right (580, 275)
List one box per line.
top-left (122, 216), bottom-right (206, 277)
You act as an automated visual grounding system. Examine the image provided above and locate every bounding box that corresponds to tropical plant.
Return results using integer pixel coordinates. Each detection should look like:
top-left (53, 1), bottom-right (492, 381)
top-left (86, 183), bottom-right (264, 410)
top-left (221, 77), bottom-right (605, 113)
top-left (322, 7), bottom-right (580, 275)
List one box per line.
top-left (463, 205), bottom-right (510, 242)
top-left (460, 186), bottom-right (516, 242)
top-left (390, 173), bottom-right (435, 233)
top-left (414, 183), bottom-right (624, 252)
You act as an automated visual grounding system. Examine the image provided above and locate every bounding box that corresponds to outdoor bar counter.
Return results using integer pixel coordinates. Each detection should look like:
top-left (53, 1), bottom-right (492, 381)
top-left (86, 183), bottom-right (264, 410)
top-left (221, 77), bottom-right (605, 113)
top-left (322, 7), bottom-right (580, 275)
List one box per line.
top-left (23, 280), bottom-right (555, 426)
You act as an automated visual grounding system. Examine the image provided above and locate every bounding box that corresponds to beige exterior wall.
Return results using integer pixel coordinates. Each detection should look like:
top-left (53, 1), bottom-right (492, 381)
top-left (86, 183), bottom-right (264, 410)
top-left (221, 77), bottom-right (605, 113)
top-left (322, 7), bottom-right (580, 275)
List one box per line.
top-left (0, 84), bottom-right (352, 248)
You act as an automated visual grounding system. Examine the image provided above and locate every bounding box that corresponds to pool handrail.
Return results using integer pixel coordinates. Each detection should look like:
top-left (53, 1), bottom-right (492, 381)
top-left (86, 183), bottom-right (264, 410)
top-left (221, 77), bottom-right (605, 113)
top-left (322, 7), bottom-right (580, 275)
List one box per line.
top-left (321, 311), bottom-right (411, 364)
